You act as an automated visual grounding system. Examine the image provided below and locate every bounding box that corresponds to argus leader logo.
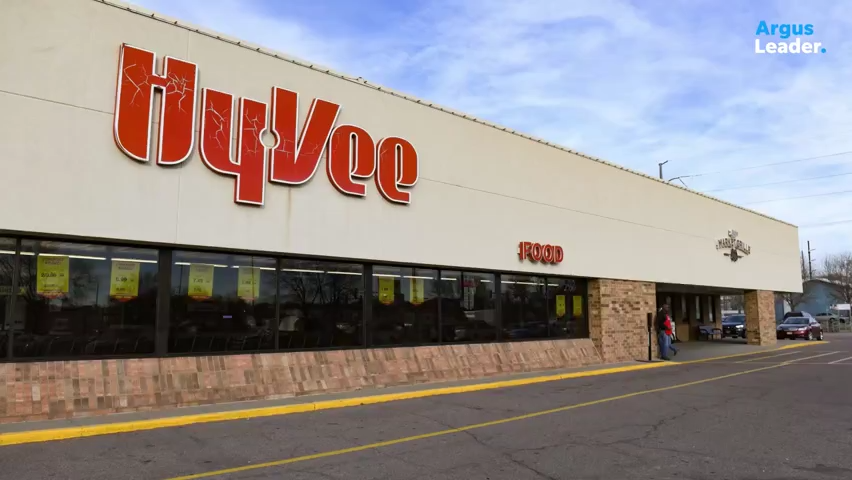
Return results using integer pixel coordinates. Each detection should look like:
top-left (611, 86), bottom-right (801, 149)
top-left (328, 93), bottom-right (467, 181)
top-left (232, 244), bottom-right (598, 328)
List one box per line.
top-left (754, 21), bottom-right (826, 55)
top-left (113, 43), bottom-right (418, 206)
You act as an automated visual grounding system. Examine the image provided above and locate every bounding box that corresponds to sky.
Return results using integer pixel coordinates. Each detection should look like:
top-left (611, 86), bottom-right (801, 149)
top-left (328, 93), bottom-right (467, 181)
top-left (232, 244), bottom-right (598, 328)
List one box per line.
top-left (130, 0), bottom-right (852, 268)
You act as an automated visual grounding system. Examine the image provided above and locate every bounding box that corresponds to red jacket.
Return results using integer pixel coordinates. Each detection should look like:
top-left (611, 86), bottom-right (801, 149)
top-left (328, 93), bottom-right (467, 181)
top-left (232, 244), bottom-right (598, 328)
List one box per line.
top-left (664, 315), bottom-right (673, 336)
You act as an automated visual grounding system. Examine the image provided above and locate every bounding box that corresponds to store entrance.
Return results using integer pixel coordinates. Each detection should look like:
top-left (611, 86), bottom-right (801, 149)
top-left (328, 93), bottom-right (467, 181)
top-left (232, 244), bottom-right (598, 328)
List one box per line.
top-left (655, 285), bottom-right (739, 342)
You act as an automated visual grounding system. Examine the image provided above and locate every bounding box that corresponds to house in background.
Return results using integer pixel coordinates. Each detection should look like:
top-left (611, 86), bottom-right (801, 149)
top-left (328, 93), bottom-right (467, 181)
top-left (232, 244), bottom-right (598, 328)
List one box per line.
top-left (775, 278), bottom-right (845, 321)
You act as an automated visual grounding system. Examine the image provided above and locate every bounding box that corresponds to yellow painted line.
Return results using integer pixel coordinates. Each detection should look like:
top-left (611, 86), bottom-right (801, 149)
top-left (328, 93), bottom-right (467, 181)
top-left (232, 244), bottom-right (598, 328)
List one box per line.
top-left (165, 362), bottom-right (788, 480)
top-left (735, 351), bottom-right (800, 363)
top-left (0, 340), bottom-right (825, 448)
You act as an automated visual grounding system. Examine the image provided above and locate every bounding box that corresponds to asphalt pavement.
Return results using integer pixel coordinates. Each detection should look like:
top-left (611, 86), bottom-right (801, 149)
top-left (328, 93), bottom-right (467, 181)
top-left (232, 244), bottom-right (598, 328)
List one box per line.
top-left (1, 336), bottom-right (850, 480)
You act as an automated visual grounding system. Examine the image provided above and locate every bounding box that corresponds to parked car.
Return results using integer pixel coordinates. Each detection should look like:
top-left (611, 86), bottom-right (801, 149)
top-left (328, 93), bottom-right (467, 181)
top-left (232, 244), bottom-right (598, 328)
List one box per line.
top-left (776, 315), bottom-right (824, 341)
top-left (783, 311), bottom-right (815, 320)
top-left (815, 312), bottom-right (840, 324)
top-left (721, 314), bottom-right (746, 338)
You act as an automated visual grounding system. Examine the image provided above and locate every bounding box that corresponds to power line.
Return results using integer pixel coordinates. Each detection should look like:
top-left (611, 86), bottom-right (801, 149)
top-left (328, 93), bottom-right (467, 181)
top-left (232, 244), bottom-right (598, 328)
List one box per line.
top-left (673, 150), bottom-right (852, 180)
top-left (799, 219), bottom-right (852, 229)
top-left (664, 127), bottom-right (852, 163)
top-left (705, 171), bottom-right (852, 193)
top-left (743, 188), bottom-right (852, 205)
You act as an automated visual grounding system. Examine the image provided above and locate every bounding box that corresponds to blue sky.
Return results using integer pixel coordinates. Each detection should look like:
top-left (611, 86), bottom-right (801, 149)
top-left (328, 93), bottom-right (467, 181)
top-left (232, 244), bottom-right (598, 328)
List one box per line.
top-left (131, 0), bottom-right (852, 268)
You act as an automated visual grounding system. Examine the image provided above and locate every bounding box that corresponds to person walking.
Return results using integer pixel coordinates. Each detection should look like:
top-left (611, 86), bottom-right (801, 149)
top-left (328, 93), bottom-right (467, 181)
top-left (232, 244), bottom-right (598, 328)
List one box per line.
top-left (655, 304), bottom-right (671, 360)
top-left (664, 312), bottom-right (678, 357)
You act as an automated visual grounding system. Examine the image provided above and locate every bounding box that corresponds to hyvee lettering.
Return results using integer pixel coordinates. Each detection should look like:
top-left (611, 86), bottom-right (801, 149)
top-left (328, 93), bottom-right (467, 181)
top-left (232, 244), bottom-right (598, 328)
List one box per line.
top-left (113, 44), bottom-right (419, 206)
top-left (754, 21), bottom-right (825, 54)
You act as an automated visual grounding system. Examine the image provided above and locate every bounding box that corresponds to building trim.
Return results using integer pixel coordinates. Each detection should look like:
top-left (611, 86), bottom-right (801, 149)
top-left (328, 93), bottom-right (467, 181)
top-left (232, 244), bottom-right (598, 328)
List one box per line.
top-left (93, 0), bottom-right (797, 229)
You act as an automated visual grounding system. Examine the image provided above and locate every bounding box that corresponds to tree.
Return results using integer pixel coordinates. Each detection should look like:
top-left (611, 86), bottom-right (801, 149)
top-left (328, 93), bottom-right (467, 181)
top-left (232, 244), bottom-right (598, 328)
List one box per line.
top-left (821, 252), bottom-right (852, 305)
top-left (777, 284), bottom-right (812, 312)
top-left (721, 295), bottom-right (744, 312)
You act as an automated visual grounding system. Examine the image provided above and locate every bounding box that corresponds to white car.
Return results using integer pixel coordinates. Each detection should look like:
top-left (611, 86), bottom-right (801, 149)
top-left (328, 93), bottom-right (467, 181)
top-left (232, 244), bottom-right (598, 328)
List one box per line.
top-left (815, 312), bottom-right (840, 324)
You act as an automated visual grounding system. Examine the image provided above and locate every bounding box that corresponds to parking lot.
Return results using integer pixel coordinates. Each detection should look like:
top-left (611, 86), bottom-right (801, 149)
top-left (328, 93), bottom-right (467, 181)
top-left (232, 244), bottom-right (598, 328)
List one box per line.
top-left (0, 336), bottom-right (849, 480)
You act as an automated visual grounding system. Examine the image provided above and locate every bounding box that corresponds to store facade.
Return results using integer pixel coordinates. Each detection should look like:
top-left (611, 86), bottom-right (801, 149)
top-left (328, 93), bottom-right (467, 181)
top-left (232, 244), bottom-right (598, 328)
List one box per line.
top-left (0, 0), bottom-right (801, 421)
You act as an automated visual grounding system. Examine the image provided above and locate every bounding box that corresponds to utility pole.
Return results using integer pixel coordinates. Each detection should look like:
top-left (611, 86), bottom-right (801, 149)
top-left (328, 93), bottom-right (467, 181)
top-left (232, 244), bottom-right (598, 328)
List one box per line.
top-left (807, 241), bottom-right (815, 280)
top-left (658, 160), bottom-right (668, 179)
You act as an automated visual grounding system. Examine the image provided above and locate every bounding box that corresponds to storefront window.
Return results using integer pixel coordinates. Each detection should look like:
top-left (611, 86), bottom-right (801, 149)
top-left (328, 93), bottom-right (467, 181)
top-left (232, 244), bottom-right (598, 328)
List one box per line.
top-left (370, 265), bottom-right (438, 346)
top-left (0, 237), bottom-right (17, 358)
top-left (169, 251), bottom-right (276, 353)
top-left (439, 271), bottom-right (497, 343)
top-left (13, 240), bottom-right (158, 358)
top-left (547, 278), bottom-right (588, 338)
top-left (278, 260), bottom-right (363, 350)
top-left (695, 295), bottom-right (702, 322)
top-left (501, 275), bottom-right (548, 340)
top-left (707, 296), bottom-right (714, 324)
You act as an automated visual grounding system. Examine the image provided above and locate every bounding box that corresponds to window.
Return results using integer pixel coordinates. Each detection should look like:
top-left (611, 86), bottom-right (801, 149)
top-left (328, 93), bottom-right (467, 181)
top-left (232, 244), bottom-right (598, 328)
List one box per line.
top-left (279, 259), bottom-right (363, 350)
top-left (0, 237), bottom-right (17, 357)
top-left (547, 278), bottom-right (588, 338)
top-left (501, 275), bottom-right (549, 340)
top-left (371, 265), bottom-right (438, 346)
top-left (695, 296), bottom-right (701, 322)
top-left (439, 271), bottom-right (497, 343)
top-left (13, 240), bottom-right (158, 358)
top-left (169, 251), bottom-right (276, 353)
top-left (707, 296), bottom-right (714, 324)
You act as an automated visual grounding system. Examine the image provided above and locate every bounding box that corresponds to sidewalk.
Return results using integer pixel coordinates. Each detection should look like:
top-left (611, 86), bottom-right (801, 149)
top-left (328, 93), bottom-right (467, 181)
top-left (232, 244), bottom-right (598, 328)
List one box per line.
top-left (0, 340), bottom-right (824, 446)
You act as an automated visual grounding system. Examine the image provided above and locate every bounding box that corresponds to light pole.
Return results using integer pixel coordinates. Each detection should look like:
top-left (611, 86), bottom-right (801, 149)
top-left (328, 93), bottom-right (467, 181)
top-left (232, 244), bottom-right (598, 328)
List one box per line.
top-left (658, 160), bottom-right (668, 180)
top-left (807, 241), bottom-right (815, 280)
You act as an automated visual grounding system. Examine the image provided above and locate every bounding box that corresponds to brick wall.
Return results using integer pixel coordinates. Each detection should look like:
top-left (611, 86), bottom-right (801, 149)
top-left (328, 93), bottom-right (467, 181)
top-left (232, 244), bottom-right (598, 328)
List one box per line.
top-left (588, 279), bottom-right (657, 362)
top-left (745, 290), bottom-right (776, 346)
top-left (0, 338), bottom-right (601, 423)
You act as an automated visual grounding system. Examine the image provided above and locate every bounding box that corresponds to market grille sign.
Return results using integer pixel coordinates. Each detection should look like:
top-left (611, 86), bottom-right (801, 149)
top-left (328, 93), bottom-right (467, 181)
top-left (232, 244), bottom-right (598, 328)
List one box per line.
top-left (717, 230), bottom-right (751, 262)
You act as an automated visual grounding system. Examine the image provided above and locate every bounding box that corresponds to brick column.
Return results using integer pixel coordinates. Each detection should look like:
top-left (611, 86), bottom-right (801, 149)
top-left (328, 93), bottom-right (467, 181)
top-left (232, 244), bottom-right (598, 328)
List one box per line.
top-left (744, 290), bottom-right (776, 346)
top-left (588, 279), bottom-right (656, 362)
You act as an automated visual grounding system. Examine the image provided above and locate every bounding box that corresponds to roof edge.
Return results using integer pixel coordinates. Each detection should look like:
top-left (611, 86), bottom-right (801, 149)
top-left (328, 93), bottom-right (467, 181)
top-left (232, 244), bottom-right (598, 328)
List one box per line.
top-left (100, 0), bottom-right (796, 228)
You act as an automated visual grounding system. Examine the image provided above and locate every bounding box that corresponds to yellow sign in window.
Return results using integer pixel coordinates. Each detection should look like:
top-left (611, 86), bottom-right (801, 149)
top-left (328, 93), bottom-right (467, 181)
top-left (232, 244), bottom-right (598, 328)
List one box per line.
top-left (188, 264), bottom-right (214, 299)
top-left (238, 266), bottom-right (261, 301)
top-left (36, 256), bottom-right (69, 298)
top-left (378, 277), bottom-right (394, 305)
top-left (109, 260), bottom-right (140, 300)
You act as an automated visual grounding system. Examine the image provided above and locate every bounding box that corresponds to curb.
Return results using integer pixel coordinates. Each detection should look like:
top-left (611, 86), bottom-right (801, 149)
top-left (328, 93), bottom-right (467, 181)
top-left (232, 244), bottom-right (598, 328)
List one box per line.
top-left (0, 341), bottom-right (826, 446)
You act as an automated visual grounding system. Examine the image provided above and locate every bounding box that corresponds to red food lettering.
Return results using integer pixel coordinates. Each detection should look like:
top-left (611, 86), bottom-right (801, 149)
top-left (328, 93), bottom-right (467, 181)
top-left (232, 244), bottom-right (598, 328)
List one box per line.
top-left (543, 245), bottom-right (554, 262)
top-left (531, 243), bottom-right (543, 261)
top-left (518, 242), bottom-right (563, 264)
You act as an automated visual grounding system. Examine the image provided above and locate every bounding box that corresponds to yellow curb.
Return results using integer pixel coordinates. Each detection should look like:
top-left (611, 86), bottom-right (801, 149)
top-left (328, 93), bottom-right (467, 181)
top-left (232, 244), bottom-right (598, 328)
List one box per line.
top-left (0, 340), bottom-right (828, 447)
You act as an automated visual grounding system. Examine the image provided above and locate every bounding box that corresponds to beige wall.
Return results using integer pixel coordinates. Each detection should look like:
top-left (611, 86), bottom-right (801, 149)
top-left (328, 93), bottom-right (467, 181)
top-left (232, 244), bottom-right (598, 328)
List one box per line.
top-left (0, 0), bottom-right (802, 292)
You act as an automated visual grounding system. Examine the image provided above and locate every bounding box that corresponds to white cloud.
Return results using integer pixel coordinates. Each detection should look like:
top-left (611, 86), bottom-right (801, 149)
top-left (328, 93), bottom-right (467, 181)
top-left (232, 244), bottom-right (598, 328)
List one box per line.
top-left (130, 0), bottom-right (852, 266)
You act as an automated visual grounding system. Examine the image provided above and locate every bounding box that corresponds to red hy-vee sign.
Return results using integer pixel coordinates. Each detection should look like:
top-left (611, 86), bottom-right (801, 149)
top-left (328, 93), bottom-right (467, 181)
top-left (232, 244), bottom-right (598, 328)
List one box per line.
top-left (113, 43), bottom-right (418, 206)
